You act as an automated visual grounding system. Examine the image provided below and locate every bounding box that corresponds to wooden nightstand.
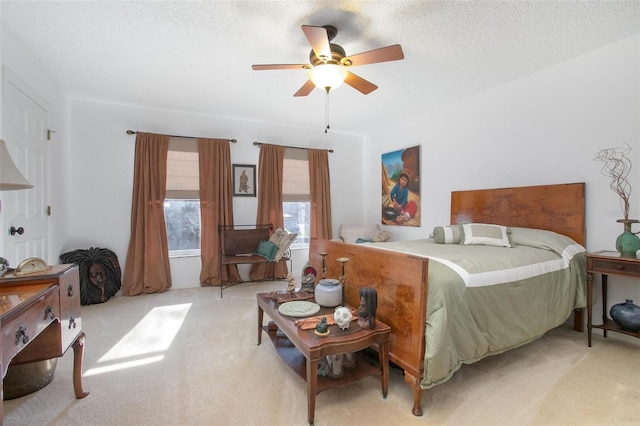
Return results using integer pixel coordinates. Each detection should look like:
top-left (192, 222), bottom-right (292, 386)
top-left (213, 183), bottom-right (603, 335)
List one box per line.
top-left (586, 250), bottom-right (640, 347)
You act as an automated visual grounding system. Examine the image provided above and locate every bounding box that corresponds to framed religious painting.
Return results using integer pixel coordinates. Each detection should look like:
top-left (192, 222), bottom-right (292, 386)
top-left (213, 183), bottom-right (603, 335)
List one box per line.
top-left (233, 164), bottom-right (256, 197)
top-left (381, 146), bottom-right (421, 226)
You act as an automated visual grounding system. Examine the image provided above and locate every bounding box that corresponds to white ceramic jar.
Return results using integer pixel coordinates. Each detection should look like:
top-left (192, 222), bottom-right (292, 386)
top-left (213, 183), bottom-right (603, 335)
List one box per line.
top-left (315, 278), bottom-right (343, 307)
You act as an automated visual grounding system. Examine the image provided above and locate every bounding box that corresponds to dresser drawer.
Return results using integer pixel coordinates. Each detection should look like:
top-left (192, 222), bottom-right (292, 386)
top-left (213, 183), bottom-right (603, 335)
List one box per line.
top-left (590, 258), bottom-right (640, 276)
top-left (61, 300), bottom-right (82, 350)
top-left (59, 266), bottom-right (81, 310)
top-left (1, 286), bottom-right (59, 366)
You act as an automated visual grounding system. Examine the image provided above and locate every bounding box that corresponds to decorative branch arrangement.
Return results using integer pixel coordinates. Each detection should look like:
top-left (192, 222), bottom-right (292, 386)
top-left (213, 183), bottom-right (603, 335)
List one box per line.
top-left (594, 143), bottom-right (633, 220)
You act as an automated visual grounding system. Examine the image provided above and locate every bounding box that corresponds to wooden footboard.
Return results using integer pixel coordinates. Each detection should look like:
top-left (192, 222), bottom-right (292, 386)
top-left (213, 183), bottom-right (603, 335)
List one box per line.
top-left (309, 239), bottom-right (428, 416)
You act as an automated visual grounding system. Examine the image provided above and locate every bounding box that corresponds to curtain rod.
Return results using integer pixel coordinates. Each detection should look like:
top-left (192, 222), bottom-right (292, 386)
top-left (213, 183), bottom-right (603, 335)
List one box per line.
top-left (252, 141), bottom-right (333, 153)
top-left (126, 130), bottom-right (237, 144)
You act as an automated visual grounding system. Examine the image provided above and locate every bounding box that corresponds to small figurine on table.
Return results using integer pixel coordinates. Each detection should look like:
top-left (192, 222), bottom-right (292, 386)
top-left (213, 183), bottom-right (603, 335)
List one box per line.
top-left (357, 287), bottom-right (378, 330)
top-left (314, 317), bottom-right (329, 336)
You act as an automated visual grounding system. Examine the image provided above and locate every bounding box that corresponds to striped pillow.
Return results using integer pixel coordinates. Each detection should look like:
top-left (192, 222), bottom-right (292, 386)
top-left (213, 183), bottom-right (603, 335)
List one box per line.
top-left (432, 225), bottom-right (462, 244)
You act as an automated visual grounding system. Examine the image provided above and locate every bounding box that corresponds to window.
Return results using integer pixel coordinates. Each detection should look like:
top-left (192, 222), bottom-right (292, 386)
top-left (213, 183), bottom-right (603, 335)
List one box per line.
top-left (164, 138), bottom-right (201, 256)
top-left (283, 148), bottom-right (310, 246)
top-left (164, 199), bottom-right (200, 252)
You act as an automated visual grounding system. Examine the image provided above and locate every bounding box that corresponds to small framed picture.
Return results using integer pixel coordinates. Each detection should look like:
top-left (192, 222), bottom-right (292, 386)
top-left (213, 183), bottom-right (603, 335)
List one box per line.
top-left (233, 164), bottom-right (256, 197)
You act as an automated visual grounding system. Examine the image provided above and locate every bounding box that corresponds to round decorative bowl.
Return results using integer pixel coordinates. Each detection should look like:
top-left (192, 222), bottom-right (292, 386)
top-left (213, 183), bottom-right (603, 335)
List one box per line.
top-left (610, 299), bottom-right (640, 331)
top-left (315, 278), bottom-right (342, 308)
top-left (3, 358), bottom-right (58, 400)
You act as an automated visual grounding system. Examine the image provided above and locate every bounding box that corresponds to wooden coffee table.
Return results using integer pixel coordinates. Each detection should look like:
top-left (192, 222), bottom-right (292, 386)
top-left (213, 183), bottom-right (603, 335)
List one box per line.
top-left (257, 292), bottom-right (390, 425)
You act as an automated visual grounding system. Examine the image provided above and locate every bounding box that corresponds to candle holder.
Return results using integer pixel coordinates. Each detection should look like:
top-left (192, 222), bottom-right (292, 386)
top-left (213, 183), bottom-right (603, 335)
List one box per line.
top-left (319, 252), bottom-right (328, 279)
top-left (336, 257), bottom-right (350, 307)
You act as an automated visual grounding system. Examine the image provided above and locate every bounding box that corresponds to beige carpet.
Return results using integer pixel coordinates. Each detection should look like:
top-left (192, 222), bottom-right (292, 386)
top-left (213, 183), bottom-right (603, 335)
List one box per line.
top-left (3, 281), bottom-right (639, 426)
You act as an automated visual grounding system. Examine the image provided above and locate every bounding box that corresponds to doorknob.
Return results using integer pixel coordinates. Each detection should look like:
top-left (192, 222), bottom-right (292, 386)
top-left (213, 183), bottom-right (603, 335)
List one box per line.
top-left (9, 226), bottom-right (24, 236)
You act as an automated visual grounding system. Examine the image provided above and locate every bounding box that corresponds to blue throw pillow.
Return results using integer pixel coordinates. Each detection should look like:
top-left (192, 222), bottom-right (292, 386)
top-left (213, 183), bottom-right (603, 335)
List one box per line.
top-left (355, 238), bottom-right (374, 243)
top-left (254, 240), bottom-right (278, 261)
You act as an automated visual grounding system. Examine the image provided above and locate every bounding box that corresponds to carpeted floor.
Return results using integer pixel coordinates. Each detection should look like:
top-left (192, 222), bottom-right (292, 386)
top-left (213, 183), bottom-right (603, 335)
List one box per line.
top-left (3, 281), bottom-right (639, 426)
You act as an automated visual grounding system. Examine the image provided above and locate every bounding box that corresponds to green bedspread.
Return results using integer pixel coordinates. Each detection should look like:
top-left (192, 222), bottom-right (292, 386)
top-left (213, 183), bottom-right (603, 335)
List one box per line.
top-left (369, 227), bottom-right (587, 389)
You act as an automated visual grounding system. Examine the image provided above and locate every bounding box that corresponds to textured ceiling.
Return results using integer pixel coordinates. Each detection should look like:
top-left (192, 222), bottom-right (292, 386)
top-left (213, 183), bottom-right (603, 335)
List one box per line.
top-left (2, 1), bottom-right (639, 135)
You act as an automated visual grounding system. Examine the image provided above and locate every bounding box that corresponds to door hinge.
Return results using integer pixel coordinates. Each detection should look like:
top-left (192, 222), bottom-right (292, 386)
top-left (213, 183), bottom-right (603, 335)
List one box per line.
top-left (47, 206), bottom-right (51, 216)
top-left (47, 129), bottom-right (57, 141)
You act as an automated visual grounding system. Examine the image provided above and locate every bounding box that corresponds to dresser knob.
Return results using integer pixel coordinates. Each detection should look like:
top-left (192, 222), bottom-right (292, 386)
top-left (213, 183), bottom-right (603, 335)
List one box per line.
top-left (67, 284), bottom-right (74, 297)
top-left (15, 326), bottom-right (29, 345)
top-left (69, 317), bottom-right (77, 329)
top-left (616, 264), bottom-right (623, 270)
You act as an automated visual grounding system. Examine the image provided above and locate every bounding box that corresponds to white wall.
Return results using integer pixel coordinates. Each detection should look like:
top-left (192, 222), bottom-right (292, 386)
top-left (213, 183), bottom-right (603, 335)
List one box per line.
top-left (363, 35), bottom-right (640, 336)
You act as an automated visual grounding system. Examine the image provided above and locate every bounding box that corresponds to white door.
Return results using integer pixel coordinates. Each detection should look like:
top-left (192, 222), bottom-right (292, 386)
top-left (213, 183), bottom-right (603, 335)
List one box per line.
top-left (1, 72), bottom-right (50, 266)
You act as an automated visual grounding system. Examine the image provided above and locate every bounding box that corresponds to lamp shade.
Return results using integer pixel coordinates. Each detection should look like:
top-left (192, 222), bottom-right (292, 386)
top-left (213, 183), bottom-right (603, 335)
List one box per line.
top-left (310, 64), bottom-right (348, 91)
top-left (0, 139), bottom-right (33, 191)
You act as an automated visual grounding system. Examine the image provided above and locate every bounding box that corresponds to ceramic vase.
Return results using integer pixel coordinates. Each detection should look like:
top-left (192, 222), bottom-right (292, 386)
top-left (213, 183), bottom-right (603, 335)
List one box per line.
top-left (315, 278), bottom-right (343, 308)
top-left (615, 219), bottom-right (640, 257)
top-left (610, 299), bottom-right (640, 331)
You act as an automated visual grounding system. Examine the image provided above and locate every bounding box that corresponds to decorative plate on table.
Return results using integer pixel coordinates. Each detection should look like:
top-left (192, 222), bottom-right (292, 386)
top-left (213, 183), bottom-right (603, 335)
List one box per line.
top-left (278, 301), bottom-right (321, 318)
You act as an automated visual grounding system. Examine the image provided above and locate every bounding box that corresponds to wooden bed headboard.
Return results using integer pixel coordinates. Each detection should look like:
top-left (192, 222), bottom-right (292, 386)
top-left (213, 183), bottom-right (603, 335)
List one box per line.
top-left (450, 182), bottom-right (586, 247)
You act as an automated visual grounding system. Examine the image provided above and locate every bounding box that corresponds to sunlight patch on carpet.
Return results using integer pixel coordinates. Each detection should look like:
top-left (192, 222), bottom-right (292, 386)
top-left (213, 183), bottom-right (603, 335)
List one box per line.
top-left (84, 303), bottom-right (191, 377)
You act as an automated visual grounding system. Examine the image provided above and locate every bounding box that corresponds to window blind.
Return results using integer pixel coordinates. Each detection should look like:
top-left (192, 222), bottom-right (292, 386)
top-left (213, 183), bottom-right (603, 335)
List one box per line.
top-left (166, 137), bottom-right (199, 199)
top-left (283, 147), bottom-right (309, 202)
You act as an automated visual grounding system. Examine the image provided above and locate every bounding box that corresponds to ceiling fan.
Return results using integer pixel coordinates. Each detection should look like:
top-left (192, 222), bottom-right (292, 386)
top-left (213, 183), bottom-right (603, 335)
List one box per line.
top-left (252, 25), bottom-right (405, 96)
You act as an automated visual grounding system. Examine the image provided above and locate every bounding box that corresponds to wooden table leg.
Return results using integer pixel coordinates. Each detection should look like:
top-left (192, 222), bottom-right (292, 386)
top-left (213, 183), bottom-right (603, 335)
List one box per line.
top-left (257, 305), bottom-right (264, 345)
top-left (306, 357), bottom-right (318, 425)
top-left (72, 331), bottom-right (89, 399)
top-left (602, 274), bottom-right (608, 338)
top-left (587, 272), bottom-right (593, 347)
top-left (380, 340), bottom-right (389, 398)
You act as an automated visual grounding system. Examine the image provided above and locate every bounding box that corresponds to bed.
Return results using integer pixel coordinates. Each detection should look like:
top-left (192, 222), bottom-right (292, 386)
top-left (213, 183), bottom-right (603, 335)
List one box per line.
top-left (308, 182), bottom-right (587, 416)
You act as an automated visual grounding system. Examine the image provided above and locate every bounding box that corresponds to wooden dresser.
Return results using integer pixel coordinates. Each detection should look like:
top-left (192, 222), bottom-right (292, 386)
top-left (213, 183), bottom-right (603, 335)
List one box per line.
top-left (0, 264), bottom-right (89, 423)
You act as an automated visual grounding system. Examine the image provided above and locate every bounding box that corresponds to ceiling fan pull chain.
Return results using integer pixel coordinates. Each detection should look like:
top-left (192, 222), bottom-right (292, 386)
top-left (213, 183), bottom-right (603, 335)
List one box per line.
top-left (325, 87), bottom-right (330, 133)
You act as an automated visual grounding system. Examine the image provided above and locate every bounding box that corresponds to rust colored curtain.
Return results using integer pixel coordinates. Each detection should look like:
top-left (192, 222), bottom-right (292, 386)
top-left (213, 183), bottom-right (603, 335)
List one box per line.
top-left (309, 149), bottom-right (332, 240)
top-left (250, 143), bottom-right (289, 280)
top-left (123, 133), bottom-right (172, 296)
top-left (198, 138), bottom-right (240, 286)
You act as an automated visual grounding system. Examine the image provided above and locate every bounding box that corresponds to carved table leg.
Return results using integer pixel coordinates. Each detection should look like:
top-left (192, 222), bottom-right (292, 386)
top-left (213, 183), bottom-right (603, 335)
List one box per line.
top-left (404, 371), bottom-right (423, 416)
top-left (72, 331), bottom-right (89, 399)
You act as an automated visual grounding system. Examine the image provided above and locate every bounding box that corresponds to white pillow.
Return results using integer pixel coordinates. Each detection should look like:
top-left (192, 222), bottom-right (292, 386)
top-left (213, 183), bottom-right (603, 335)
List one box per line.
top-left (460, 223), bottom-right (512, 248)
top-left (268, 228), bottom-right (297, 261)
top-left (339, 224), bottom-right (381, 244)
top-left (375, 230), bottom-right (393, 242)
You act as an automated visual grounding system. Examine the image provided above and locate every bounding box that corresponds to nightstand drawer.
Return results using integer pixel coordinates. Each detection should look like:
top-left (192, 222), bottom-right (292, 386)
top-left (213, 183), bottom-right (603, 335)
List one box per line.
top-left (590, 258), bottom-right (640, 276)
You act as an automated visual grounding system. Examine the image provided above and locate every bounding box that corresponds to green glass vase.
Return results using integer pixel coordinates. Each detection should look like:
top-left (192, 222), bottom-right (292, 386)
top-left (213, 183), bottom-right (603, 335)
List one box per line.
top-left (616, 219), bottom-right (640, 257)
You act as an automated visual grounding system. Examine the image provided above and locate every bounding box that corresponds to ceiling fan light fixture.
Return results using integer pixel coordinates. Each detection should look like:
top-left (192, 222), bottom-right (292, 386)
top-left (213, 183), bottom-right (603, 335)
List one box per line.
top-left (309, 64), bottom-right (348, 91)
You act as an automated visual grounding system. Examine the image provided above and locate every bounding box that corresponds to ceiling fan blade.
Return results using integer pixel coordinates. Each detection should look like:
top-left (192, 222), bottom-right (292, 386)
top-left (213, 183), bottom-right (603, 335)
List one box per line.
top-left (343, 44), bottom-right (404, 66)
top-left (294, 80), bottom-right (316, 97)
top-left (302, 25), bottom-right (332, 62)
top-left (344, 72), bottom-right (378, 95)
top-left (252, 64), bottom-right (310, 70)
